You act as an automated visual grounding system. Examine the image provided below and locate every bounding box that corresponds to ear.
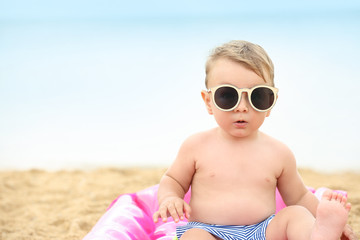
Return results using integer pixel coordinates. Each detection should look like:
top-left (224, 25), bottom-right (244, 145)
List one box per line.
top-left (201, 90), bottom-right (213, 115)
top-left (265, 110), bottom-right (271, 117)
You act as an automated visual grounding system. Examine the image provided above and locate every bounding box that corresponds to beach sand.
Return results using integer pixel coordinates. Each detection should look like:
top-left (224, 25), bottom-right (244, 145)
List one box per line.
top-left (0, 168), bottom-right (359, 239)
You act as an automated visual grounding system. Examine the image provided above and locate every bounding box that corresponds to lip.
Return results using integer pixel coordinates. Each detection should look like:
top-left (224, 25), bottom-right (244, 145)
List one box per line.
top-left (233, 120), bottom-right (248, 128)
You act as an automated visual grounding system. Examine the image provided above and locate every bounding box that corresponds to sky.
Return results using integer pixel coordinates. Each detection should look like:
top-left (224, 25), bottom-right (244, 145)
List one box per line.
top-left (1, 0), bottom-right (360, 19)
top-left (0, 1), bottom-right (359, 171)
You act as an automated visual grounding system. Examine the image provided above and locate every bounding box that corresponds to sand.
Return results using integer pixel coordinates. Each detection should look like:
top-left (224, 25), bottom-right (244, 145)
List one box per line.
top-left (0, 168), bottom-right (359, 239)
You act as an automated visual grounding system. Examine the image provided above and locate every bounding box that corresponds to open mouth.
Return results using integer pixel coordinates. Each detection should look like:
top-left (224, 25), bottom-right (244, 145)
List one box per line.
top-left (236, 120), bottom-right (247, 123)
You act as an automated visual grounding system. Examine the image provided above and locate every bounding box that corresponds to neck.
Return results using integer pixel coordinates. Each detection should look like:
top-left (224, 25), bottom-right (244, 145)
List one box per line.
top-left (216, 127), bottom-right (261, 143)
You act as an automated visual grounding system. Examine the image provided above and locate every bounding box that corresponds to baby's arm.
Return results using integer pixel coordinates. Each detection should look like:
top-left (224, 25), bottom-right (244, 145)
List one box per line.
top-left (276, 145), bottom-right (319, 215)
top-left (153, 136), bottom-right (197, 223)
top-left (153, 174), bottom-right (191, 223)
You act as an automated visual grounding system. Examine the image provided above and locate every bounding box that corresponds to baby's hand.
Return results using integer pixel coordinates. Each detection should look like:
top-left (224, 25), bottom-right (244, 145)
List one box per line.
top-left (153, 196), bottom-right (191, 223)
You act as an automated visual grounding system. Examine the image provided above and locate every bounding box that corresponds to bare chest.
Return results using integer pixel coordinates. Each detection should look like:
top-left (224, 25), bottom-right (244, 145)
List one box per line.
top-left (194, 147), bottom-right (280, 190)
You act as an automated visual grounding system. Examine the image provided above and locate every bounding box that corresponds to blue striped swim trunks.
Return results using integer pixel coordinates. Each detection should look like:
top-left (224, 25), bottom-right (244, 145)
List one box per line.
top-left (176, 215), bottom-right (275, 240)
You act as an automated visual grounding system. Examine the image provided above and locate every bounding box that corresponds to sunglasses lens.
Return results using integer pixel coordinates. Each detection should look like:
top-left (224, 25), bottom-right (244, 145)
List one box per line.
top-left (214, 87), bottom-right (238, 110)
top-left (251, 87), bottom-right (275, 110)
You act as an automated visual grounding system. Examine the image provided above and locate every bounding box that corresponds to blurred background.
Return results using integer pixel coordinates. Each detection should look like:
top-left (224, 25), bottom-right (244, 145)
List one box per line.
top-left (0, 0), bottom-right (359, 171)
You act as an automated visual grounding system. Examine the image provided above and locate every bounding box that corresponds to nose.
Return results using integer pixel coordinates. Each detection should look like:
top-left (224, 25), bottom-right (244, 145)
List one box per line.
top-left (234, 93), bottom-right (249, 112)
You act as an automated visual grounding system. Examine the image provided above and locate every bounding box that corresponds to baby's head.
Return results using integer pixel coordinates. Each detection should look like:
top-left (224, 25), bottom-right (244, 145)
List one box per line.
top-left (205, 40), bottom-right (274, 88)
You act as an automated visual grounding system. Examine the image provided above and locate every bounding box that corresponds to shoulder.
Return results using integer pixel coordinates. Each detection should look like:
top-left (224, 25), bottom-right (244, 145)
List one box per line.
top-left (177, 128), bottom-right (217, 154)
top-left (169, 129), bottom-right (216, 171)
top-left (260, 132), bottom-right (296, 164)
top-left (261, 132), bottom-right (293, 153)
top-left (182, 128), bottom-right (216, 145)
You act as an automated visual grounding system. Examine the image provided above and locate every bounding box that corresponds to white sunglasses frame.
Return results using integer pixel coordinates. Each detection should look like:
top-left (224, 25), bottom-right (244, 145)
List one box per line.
top-left (207, 84), bottom-right (279, 112)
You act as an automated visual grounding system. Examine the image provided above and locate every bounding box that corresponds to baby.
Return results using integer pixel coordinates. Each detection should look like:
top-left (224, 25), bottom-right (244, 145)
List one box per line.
top-left (153, 40), bottom-right (353, 240)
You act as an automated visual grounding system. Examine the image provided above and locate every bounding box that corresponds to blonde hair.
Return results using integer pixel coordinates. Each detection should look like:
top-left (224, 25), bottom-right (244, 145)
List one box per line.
top-left (205, 40), bottom-right (274, 88)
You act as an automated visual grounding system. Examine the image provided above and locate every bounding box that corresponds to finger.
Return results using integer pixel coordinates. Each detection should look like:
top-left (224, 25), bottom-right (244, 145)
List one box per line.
top-left (153, 211), bottom-right (159, 223)
top-left (183, 202), bottom-right (191, 219)
top-left (343, 224), bottom-right (356, 240)
top-left (168, 203), bottom-right (180, 223)
top-left (175, 201), bottom-right (185, 220)
top-left (159, 205), bottom-right (169, 222)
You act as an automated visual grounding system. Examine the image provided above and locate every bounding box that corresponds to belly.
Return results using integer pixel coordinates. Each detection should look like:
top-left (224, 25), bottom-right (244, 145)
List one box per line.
top-left (188, 186), bottom-right (276, 225)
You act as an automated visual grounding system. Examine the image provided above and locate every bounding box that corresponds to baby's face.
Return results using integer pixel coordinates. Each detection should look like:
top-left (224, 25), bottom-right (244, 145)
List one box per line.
top-left (203, 58), bottom-right (271, 139)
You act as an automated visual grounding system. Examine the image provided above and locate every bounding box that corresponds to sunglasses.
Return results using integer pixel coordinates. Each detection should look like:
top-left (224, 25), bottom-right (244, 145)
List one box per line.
top-left (207, 84), bottom-right (278, 112)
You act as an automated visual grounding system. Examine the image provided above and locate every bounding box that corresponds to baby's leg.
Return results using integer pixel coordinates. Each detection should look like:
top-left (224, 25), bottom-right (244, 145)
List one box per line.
top-left (180, 228), bottom-right (220, 240)
top-left (310, 191), bottom-right (351, 240)
top-left (266, 205), bottom-right (315, 239)
top-left (266, 191), bottom-right (351, 240)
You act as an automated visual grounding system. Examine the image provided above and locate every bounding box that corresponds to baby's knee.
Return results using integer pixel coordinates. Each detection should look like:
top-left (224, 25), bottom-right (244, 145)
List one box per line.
top-left (280, 205), bottom-right (314, 220)
top-left (268, 206), bottom-right (316, 239)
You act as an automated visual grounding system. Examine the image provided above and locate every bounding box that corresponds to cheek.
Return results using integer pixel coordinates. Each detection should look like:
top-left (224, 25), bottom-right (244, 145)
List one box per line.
top-left (251, 113), bottom-right (267, 128)
top-left (212, 111), bottom-right (232, 126)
